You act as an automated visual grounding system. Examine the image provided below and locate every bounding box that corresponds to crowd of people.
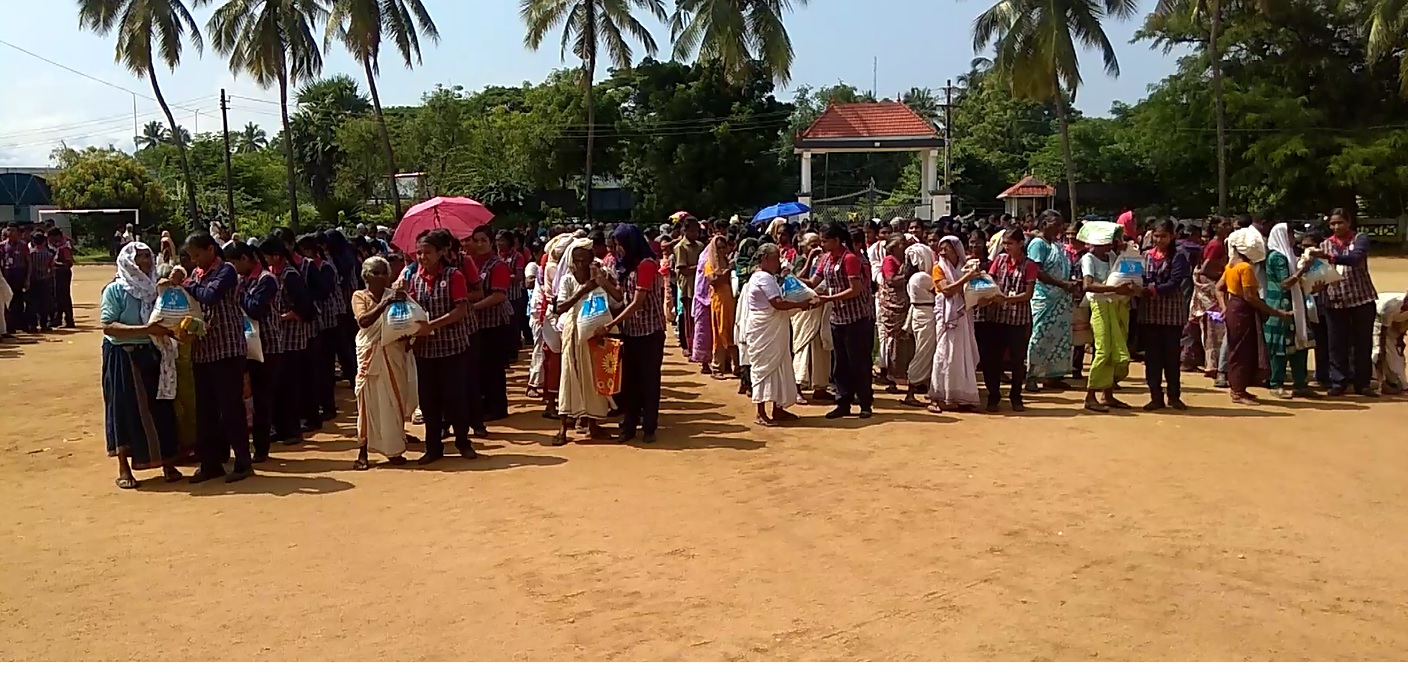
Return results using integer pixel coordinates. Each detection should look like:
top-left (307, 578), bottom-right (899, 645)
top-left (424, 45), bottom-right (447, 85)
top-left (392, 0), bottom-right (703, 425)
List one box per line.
top-left (12, 205), bottom-right (1402, 491)
top-left (1, 221), bottom-right (77, 337)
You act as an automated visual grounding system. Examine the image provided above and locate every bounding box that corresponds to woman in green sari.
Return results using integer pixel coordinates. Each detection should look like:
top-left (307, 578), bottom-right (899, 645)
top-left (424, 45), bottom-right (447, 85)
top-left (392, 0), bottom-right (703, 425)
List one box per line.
top-left (1079, 224), bottom-right (1141, 412)
top-left (1263, 223), bottom-right (1315, 398)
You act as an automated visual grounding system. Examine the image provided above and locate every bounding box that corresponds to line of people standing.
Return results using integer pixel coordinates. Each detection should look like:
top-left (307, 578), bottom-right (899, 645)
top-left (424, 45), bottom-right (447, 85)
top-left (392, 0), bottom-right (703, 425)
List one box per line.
top-left (2, 221), bottom-right (76, 338)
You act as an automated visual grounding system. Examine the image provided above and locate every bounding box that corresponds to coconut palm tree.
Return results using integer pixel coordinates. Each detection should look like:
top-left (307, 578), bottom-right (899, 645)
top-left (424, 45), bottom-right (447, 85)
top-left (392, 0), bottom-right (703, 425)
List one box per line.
top-left (237, 122), bottom-right (268, 153)
top-left (78, 0), bottom-right (204, 227)
top-left (521, 0), bottom-right (666, 220)
top-left (972, 0), bottom-right (1138, 218)
top-left (669, 0), bottom-right (809, 85)
top-left (204, 0), bottom-right (327, 232)
top-left (165, 124), bottom-right (193, 146)
top-left (136, 120), bottom-right (167, 150)
top-left (325, 0), bottom-right (438, 219)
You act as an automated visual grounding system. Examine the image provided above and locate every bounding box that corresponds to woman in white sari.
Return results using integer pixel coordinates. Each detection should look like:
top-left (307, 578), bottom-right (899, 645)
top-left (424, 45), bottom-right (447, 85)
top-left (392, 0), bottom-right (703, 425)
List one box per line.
top-left (902, 239), bottom-right (937, 406)
top-left (352, 256), bottom-right (419, 470)
top-left (553, 238), bottom-right (614, 445)
top-left (744, 244), bottom-right (815, 425)
top-left (533, 234), bottom-right (573, 417)
top-left (790, 233), bottom-right (832, 401)
top-left (930, 235), bottom-right (982, 413)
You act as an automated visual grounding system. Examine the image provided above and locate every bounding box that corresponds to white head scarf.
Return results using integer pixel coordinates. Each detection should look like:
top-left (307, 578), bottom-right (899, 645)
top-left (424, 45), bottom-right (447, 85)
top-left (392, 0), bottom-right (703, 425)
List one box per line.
top-left (114, 241), bottom-right (159, 317)
top-left (936, 235), bottom-right (968, 328)
top-left (905, 241), bottom-right (935, 272)
top-left (555, 237), bottom-right (594, 297)
top-left (1227, 226), bottom-right (1266, 264)
top-left (1267, 223), bottom-right (1309, 346)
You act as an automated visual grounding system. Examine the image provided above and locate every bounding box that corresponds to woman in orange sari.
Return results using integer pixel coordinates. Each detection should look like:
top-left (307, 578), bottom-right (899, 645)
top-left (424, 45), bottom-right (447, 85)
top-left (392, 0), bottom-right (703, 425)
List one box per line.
top-left (706, 223), bottom-right (736, 378)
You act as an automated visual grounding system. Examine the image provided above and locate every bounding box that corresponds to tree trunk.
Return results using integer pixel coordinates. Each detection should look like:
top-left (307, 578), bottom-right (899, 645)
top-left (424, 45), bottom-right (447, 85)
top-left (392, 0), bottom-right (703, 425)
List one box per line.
top-left (364, 58), bottom-right (403, 220)
top-left (149, 63), bottom-right (201, 229)
top-left (1053, 86), bottom-right (1078, 220)
top-left (278, 66), bottom-right (301, 233)
top-left (1210, 1), bottom-right (1228, 213)
top-left (583, 53), bottom-right (597, 223)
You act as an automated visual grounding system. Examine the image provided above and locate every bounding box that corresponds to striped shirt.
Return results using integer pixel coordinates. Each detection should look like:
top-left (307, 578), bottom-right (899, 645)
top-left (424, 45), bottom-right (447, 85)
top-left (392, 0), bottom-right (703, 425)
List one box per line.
top-left (186, 261), bottom-right (248, 363)
top-left (237, 268), bottom-right (280, 351)
top-left (409, 264), bottom-right (473, 358)
top-left (474, 253), bottom-right (514, 329)
top-left (977, 253), bottom-right (1037, 326)
top-left (1320, 232), bottom-right (1378, 309)
top-left (819, 251), bottom-right (874, 325)
top-left (269, 265), bottom-right (314, 353)
top-left (313, 259), bottom-right (345, 332)
top-left (1140, 249), bottom-right (1191, 326)
top-left (621, 258), bottom-right (666, 337)
top-left (505, 249), bottom-right (527, 301)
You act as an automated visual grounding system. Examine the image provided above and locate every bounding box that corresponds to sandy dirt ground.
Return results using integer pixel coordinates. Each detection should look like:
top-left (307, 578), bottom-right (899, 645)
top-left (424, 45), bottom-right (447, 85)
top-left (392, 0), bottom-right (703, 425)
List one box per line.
top-left (2, 262), bottom-right (1408, 661)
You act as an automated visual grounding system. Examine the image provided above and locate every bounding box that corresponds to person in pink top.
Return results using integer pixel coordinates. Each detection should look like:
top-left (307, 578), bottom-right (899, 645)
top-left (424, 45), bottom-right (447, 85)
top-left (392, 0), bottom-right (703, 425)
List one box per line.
top-left (1117, 210), bottom-right (1137, 240)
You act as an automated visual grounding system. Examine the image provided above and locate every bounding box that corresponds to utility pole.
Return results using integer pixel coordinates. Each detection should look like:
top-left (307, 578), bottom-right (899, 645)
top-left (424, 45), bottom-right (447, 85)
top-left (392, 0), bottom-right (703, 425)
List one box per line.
top-left (942, 79), bottom-right (954, 190)
top-left (220, 89), bottom-right (236, 229)
top-left (132, 93), bottom-right (138, 154)
top-left (872, 56), bottom-right (878, 98)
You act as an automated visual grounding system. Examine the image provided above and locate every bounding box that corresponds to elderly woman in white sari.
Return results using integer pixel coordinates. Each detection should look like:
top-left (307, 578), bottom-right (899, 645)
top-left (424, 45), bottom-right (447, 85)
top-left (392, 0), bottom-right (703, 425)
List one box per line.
top-left (743, 244), bottom-right (815, 425)
top-left (553, 238), bottom-right (614, 445)
top-left (929, 235), bottom-right (982, 413)
top-left (533, 234), bottom-right (573, 418)
top-left (902, 239), bottom-right (937, 406)
top-left (790, 233), bottom-right (832, 402)
top-left (1373, 292), bottom-right (1408, 393)
top-left (352, 256), bottom-right (420, 470)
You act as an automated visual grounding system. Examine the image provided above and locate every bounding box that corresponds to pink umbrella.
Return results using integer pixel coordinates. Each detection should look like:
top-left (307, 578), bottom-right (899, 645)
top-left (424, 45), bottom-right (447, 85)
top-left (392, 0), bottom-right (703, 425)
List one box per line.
top-left (392, 196), bottom-right (496, 252)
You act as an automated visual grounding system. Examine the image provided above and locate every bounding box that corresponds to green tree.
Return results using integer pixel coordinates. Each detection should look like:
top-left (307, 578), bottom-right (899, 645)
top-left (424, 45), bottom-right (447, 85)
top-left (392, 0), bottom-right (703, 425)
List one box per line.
top-left (325, 0), bottom-right (439, 220)
top-left (205, 0), bottom-right (328, 232)
top-left (290, 75), bottom-right (371, 220)
top-left (972, 0), bottom-right (1137, 217)
top-left (237, 122), bottom-right (268, 153)
top-left (136, 120), bottom-right (166, 150)
top-left (49, 146), bottom-right (168, 242)
top-left (669, 0), bottom-right (810, 84)
top-left (520, 0), bottom-right (667, 220)
top-left (78, 0), bottom-right (203, 227)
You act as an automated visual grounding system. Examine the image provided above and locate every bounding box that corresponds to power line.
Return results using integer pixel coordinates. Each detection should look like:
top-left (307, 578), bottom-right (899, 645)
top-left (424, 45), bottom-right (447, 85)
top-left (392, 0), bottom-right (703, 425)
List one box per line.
top-left (0, 37), bottom-right (200, 114)
top-left (0, 96), bottom-right (213, 142)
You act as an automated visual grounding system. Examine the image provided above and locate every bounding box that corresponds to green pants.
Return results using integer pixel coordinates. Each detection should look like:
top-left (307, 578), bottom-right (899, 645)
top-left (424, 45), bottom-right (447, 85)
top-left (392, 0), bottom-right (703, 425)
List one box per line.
top-left (1268, 350), bottom-right (1308, 389)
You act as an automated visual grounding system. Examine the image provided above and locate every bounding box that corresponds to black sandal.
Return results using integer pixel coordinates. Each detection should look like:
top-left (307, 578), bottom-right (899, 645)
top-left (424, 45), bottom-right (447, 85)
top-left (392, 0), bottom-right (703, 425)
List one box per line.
top-left (353, 458), bottom-right (371, 471)
top-left (115, 476), bottom-right (140, 490)
top-left (550, 431), bottom-right (569, 447)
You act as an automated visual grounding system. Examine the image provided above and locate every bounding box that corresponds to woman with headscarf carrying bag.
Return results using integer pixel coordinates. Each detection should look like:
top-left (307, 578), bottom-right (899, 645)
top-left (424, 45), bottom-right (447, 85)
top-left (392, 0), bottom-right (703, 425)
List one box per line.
top-left (1220, 227), bottom-right (1292, 404)
top-left (929, 234), bottom-right (983, 413)
top-left (597, 225), bottom-right (668, 443)
top-left (1264, 223), bottom-right (1316, 399)
top-left (790, 233), bottom-right (833, 402)
top-left (553, 238), bottom-right (615, 445)
top-left (901, 239), bottom-right (937, 406)
top-left (102, 242), bottom-right (184, 489)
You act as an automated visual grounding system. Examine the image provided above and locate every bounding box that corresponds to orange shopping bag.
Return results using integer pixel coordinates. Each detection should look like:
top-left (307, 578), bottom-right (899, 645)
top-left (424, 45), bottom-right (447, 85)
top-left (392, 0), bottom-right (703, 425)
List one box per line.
top-left (589, 337), bottom-right (623, 396)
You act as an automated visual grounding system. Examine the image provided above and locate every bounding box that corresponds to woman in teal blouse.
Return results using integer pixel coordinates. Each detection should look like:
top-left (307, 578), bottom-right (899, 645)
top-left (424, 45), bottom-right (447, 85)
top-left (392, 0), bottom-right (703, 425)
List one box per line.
top-left (102, 242), bottom-right (182, 489)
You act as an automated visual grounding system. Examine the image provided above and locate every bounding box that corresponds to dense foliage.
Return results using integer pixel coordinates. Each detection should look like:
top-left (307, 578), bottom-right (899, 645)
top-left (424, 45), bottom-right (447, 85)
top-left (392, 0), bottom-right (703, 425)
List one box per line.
top-left (48, 0), bottom-right (1408, 238)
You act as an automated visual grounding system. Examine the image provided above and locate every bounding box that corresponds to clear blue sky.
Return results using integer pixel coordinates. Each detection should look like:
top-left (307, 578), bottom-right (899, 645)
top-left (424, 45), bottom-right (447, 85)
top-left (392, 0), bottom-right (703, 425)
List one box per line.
top-left (0, 0), bottom-right (1178, 166)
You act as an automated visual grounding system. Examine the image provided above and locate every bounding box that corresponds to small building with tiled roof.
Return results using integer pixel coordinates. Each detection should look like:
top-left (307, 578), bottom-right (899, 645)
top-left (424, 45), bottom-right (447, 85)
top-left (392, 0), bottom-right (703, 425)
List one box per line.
top-left (996, 176), bottom-right (1055, 216)
top-left (794, 102), bottom-right (948, 218)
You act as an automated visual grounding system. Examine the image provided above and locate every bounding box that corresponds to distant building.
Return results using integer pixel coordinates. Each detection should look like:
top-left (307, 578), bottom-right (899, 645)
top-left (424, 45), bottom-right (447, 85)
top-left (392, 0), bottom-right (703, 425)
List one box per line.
top-left (0, 167), bottom-right (69, 233)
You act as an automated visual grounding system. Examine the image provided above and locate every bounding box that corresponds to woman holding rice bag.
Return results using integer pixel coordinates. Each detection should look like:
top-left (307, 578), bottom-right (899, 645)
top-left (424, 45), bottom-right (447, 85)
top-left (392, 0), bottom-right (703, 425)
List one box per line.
top-left (973, 228), bottom-right (1037, 413)
top-left (1221, 228), bottom-right (1292, 404)
top-left (742, 244), bottom-right (815, 426)
top-left (352, 256), bottom-right (420, 470)
top-left (553, 238), bottom-right (614, 445)
top-left (929, 235), bottom-right (982, 413)
top-left (1079, 221), bottom-right (1140, 413)
top-left (102, 241), bottom-right (183, 489)
top-left (182, 232), bottom-right (252, 484)
top-left (598, 224), bottom-right (667, 443)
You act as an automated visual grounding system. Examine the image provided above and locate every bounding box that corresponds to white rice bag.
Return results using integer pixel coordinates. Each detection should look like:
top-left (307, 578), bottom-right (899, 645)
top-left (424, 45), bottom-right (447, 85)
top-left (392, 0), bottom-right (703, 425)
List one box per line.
top-left (151, 285), bottom-right (203, 328)
top-left (1106, 244), bottom-right (1145, 288)
top-left (381, 298), bottom-right (429, 345)
top-left (244, 315), bottom-right (264, 362)
top-left (576, 287), bottom-right (613, 338)
top-left (1299, 249), bottom-right (1344, 293)
top-left (964, 273), bottom-right (1001, 308)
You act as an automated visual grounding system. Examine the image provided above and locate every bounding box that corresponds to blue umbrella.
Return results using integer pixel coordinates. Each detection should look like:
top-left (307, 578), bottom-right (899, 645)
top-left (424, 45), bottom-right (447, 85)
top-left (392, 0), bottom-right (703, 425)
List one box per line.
top-left (751, 201), bottom-right (811, 223)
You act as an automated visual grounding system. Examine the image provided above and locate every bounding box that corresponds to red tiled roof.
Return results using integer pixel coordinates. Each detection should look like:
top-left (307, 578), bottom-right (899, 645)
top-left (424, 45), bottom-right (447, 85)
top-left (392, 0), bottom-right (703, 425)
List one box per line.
top-left (798, 102), bottom-right (938, 140)
top-left (997, 176), bottom-right (1055, 199)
